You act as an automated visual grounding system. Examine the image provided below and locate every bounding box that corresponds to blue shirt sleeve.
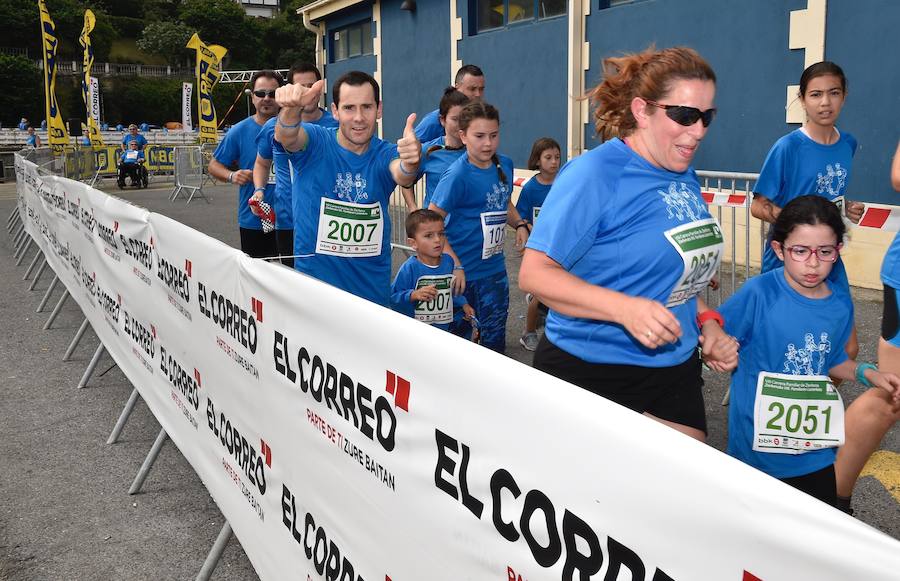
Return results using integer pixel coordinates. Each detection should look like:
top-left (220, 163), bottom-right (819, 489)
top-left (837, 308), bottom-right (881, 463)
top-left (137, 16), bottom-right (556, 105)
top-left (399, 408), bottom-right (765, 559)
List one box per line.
top-left (256, 120), bottom-right (275, 161)
top-left (390, 259), bottom-right (416, 316)
top-left (754, 137), bottom-right (790, 206)
top-left (286, 123), bottom-right (327, 171)
top-left (720, 277), bottom-right (759, 346)
top-left (213, 128), bottom-right (241, 168)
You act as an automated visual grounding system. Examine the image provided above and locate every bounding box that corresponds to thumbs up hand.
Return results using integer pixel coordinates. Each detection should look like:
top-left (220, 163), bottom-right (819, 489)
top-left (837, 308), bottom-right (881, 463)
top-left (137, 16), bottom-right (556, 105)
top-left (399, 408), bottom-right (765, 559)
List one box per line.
top-left (397, 113), bottom-right (421, 171)
top-left (276, 79), bottom-right (324, 111)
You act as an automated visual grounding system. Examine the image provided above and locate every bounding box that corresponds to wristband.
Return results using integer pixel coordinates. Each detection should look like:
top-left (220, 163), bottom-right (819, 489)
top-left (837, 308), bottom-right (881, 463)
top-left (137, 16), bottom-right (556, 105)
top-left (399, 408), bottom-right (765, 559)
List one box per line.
top-left (253, 186), bottom-right (265, 194)
top-left (515, 223), bottom-right (529, 231)
top-left (227, 171), bottom-right (234, 184)
top-left (453, 265), bottom-right (464, 271)
top-left (399, 161), bottom-right (415, 176)
top-left (855, 362), bottom-right (877, 387)
top-left (696, 309), bottom-right (724, 330)
top-left (277, 117), bottom-right (303, 129)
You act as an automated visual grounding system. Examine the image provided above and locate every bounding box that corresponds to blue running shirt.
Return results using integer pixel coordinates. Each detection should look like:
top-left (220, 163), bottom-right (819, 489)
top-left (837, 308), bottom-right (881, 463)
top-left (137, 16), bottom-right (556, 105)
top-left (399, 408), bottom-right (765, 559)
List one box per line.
top-left (391, 253), bottom-right (467, 331)
top-left (213, 116), bottom-right (272, 230)
top-left (515, 175), bottom-right (552, 224)
top-left (421, 136), bottom-right (465, 210)
top-left (414, 109), bottom-right (443, 143)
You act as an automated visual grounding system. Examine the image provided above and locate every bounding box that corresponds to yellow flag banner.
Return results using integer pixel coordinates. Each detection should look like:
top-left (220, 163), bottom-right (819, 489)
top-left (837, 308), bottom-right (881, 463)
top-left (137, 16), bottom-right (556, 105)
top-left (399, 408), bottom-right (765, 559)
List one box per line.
top-left (79, 10), bottom-right (103, 146)
top-left (38, 0), bottom-right (70, 153)
top-left (186, 33), bottom-right (227, 144)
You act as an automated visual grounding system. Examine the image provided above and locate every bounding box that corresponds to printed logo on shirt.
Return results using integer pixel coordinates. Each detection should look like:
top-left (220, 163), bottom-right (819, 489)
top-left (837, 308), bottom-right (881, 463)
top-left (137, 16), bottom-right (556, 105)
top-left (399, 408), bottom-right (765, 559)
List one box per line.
top-left (659, 181), bottom-right (704, 221)
top-left (333, 172), bottom-right (369, 203)
top-left (485, 182), bottom-right (509, 211)
top-left (783, 332), bottom-right (832, 375)
top-left (815, 163), bottom-right (847, 199)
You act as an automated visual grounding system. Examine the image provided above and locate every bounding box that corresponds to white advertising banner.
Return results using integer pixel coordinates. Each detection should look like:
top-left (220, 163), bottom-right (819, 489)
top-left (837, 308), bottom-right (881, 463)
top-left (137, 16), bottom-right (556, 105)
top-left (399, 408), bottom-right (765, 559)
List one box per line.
top-left (14, 153), bottom-right (900, 581)
top-left (182, 82), bottom-right (193, 132)
top-left (89, 76), bottom-right (101, 125)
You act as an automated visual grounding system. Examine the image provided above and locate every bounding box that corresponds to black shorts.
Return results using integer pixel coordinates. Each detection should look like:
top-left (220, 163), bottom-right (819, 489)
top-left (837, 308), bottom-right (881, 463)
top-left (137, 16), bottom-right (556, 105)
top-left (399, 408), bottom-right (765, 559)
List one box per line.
top-left (882, 284), bottom-right (900, 346)
top-left (239, 227), bottom-right (277, 259)
top-left (533, 336), bottom-right (707, 433)
top-left (779, 464), bottom-right (836, 507)
top-left (275, 229), bottom-right (294, 268)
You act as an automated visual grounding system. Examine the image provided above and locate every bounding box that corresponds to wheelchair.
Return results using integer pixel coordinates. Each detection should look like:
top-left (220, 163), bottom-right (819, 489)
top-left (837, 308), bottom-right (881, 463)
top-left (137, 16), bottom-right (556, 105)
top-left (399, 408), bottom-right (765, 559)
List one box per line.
top-left (117, 159), bottom-right (149, 189)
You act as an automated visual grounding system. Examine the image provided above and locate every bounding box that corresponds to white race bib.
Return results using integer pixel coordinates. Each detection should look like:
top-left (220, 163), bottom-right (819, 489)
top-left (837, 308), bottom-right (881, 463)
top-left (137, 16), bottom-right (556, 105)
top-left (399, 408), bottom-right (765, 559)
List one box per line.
top-left (532, 206), bottom-right (541, 224)
top-left (125, 151), bottom-right (138, 161)
top-left (268, 160), bottom-right (277, 185)
top-left (316, 198), bottom-right (383, 257)
top-left (663, 217), bottom-right (724, 307)
top-left (752, 372), bottom-right (845, 455)
top-left (414, 274), bottom-right (453, 324)
top-left (480, 210), bottom-right (507, 259)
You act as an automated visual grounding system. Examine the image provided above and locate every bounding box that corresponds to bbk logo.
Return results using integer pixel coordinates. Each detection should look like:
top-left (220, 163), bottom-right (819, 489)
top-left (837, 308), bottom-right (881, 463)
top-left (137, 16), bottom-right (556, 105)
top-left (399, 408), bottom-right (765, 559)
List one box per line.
top-left (206, 396), bottom-right (271, 496)
top-left (120, 233), bottom-right (153, 270)
top-left (197, 282), bottom-right (259, 354)
top-left (96, 220), bottom-right (119, 249)
top-left (273, 330), bottom-right (409, 453)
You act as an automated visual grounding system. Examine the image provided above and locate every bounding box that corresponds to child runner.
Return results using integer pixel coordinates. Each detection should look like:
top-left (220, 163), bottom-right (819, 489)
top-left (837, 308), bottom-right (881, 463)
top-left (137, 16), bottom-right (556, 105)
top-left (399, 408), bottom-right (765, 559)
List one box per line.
top-left (429, 101), bottom-right (530, 354)
top-left (516, 137), bottom-right (561, 351)
top-left (391, 209), bottom-right (475, 333)
top-left (719, 195), bottom-right (900, 506)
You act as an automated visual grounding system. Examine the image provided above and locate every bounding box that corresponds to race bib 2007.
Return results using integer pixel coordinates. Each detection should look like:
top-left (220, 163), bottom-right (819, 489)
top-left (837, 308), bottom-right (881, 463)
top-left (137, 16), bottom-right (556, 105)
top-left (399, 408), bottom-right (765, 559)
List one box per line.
top-left (316, 198), bottom-right (383, 257)
top-left (414, 275), bottom-right (453, 324)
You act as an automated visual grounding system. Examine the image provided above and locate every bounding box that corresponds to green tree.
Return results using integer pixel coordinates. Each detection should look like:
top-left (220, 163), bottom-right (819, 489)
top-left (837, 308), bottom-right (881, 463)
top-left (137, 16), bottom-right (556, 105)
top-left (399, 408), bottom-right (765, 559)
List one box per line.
top-left (136, 21), bottom-right (196, 66)
top-left (178, 0), bottom-right (260, 68)
top-left (260, 0), bottom-right (316, 68)
top-left (46, 0), bottom-right (117, 61)
top-left (0, 54), bottom-right (43, 127)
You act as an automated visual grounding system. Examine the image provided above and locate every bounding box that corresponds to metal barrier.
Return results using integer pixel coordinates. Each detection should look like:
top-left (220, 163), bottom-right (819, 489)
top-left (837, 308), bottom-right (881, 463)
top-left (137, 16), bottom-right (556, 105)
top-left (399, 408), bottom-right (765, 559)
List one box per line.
top-left (388, 180), bottom-right (426, 254)
top-left (170, 146), bottom-right (209, 204)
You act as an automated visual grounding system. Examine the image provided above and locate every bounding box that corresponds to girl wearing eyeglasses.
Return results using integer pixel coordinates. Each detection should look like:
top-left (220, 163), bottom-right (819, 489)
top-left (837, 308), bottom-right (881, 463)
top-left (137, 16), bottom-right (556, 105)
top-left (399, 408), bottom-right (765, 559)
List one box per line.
top-left (718, 195), bottom-right (899, 505)
top-left (519, 46), bottom-right (737, 442)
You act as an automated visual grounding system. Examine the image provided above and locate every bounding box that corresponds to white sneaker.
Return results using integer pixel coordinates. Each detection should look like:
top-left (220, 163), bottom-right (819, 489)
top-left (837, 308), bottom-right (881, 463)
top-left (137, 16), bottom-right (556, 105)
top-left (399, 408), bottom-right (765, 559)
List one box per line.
top-left (519, 333), bottom-right (539, 351)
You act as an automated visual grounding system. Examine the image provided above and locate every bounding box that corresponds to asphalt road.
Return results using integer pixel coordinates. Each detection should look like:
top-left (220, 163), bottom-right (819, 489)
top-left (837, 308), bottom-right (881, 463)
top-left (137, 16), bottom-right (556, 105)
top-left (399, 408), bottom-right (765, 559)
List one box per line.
top-left (0, 177), bottom-right (896, 580)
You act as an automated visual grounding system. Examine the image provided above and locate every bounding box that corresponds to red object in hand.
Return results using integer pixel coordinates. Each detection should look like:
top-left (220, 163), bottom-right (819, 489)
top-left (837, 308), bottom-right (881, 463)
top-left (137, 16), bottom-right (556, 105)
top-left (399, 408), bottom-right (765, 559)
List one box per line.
top-left (248, 198), bottom-right (275, 233)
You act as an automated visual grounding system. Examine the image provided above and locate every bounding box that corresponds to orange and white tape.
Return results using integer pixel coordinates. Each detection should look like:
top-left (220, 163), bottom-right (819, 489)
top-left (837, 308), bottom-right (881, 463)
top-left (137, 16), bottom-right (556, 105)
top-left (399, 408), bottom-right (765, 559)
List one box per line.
top-left (702, 191), bottom-right (749, 208)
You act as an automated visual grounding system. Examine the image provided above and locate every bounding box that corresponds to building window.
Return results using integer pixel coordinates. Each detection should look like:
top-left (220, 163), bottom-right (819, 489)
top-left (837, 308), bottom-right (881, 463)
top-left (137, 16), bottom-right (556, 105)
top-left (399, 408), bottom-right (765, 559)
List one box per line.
top-left (475, 0), bottom-right (566, 32)
top-left (331, 21), bottom-right (373, 62)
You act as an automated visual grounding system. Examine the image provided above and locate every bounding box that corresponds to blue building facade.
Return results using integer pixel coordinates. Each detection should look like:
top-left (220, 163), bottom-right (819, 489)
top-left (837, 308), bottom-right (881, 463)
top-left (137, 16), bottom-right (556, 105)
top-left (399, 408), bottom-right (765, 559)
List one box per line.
top-left (303, 0), bottom-right (900, 204)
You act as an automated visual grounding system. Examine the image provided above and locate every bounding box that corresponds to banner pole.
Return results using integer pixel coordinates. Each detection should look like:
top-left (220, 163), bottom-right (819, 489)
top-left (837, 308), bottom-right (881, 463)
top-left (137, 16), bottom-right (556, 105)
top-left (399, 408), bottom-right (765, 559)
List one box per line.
top-left (28, 258), bottom-right (48, 290)
top-left (77, 342), bottom-right (105, 388)
top-left (128, 428), bottom-right (168, 495)
top-left (107, 387), bottom-right (140, 444)
top-left (63, 317), bottom-right (90, 361)
top-left (15, 238), bottom-right (34, 264)
top-left (42, 288), bottom-right (70, 330)
top-left (6, 206), bottom-right (19, 230)
top-left (36, 274), bottom-right (59, 312)
top-left (195, 522), bottom-right (233, 581)
top-left (8, 210), bottom-right (22, 233)
top-left (12, 224), bottom-right (26, 248)
top-left (23, 249), bottom-right (44, 279)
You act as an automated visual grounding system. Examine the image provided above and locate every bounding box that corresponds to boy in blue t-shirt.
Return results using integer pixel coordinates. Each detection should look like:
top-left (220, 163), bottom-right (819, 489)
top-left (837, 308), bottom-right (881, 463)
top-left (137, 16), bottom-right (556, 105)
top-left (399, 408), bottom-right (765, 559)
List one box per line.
top-left (391, 209), bottom-right (474, 333)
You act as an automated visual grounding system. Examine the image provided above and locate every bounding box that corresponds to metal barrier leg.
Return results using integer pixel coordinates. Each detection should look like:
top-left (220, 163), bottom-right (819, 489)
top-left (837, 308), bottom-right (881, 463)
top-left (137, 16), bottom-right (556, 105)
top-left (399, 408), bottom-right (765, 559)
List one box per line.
top-left (36, 275), bottom-right (59, 312)
top-left (107, 388), bottom-right (140, 444)
top-left (63, 317), bottom-right (90, 361)
top-left (195, 522), bottom-right (233, 581)
top-left (42, 289), bottom-right (70, 330)
top-left (28, 258), bottom-right (48, 290)
top-left (128, 428), bottom-right (168, 495)
top-left (6, 206), bottom-right (18, 230)
top-left (12, 227), bottom-right (27, 251)
top-left (10, 220), bottom-right (25, 242)
top-left (23, 248), bottom-right (42, 279)
top-left (15, 238), bottom-right (33, 264)
top-left (77, 343), bottom-right (106, 388)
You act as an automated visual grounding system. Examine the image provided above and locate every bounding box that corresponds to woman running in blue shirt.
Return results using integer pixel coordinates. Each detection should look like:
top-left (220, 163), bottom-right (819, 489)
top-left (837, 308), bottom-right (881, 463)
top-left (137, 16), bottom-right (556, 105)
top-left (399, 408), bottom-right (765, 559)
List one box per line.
top-left (520, 46), bottom-right (737, 441)
top-left (429, 101), bottom-right (530, 354)
top-left (720, 195), bottom-right (899, 505)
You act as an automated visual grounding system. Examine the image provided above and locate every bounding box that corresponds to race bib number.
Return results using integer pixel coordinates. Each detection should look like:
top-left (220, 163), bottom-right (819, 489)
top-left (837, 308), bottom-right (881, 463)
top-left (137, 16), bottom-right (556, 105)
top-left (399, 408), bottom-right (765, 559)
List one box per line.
top-left (663, 217), bottom-right (724, 307)
top-left (753, 372), bottom-right (845, 455)
top-left (125, 151), bottom-right (138, 161)
top-left (316, 198), bottom-right (383, 257)
top-left (414, 274), bottom-right (453, 324)
top-left (268, 160), bottom-right (276, 184)
top-left (481, 211), bottom-right (507, 259)
top-left (532, 206), bottom-right (541, 224)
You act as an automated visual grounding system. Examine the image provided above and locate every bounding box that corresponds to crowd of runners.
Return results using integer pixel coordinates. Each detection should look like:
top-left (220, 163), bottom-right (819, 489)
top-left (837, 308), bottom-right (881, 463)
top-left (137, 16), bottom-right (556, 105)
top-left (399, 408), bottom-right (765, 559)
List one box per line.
top-left (207, 46), bottom-right (900, 515)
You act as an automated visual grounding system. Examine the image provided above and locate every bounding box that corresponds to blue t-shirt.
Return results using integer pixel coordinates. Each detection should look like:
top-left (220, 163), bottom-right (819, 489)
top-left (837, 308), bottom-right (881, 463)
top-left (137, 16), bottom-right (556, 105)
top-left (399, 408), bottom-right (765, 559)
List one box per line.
top-left (213, 116), bottom-right (273, 230)
top-left (391, 253), bottom-right (467, 331)
top-left (25, 135), bottom-right (37, 147)
top-left (414, 109), bottom-right (443, 143)
top-left (755, 129), bottom-right (857, 285)
top-left (288, 124), bottom-right (399, 306)
top-left (526, 138), bottom-right (715, 366)
top-left (120, 149), bottom-right (144, 164)
top-left (719, 269), bottom-right (852, 479)
top-left (122, 134), bottom-right (148, 150)
top-left (515, 175), bottom-right (552, 224)
top-left (257, 110), bottom-right (338, 230)
top-left (81, 136), bottom-right (92, 146)
top-left (421, 136), bottom-right (465, 210)
top-left (431, 153), bottom-right (515, 281)
top-left (881, 233), bottom-right (900, 288)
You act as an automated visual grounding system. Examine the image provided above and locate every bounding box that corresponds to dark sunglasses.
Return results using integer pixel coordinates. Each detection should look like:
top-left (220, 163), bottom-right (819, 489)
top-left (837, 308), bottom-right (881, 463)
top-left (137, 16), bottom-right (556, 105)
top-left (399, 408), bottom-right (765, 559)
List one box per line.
top-left (253, 89), bottom-right (277, 98)
top-left (645, 100), bottom-right (716, 127)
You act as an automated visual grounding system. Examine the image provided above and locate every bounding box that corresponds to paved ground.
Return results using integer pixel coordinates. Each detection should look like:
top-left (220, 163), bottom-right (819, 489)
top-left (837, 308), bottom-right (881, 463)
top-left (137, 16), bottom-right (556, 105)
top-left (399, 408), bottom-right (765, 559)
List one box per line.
top-left (0, 177), bottom-right (897, 580)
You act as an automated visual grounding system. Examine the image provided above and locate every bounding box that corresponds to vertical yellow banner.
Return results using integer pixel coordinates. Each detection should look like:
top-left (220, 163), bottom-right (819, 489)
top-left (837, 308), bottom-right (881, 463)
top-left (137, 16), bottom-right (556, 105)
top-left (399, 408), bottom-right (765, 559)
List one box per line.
top-left (79, 9), bottom-right (103, 146)
top-left (186, 34), bottom-right (228, 144)
top-left (38, 0), bottom-right (70, 153)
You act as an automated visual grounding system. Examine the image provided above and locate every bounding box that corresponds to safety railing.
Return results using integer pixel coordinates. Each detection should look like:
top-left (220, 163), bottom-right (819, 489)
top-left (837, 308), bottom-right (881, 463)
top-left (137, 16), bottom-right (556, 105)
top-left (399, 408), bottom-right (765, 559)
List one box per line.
top-left (170, 146), bottom-right (210, 204)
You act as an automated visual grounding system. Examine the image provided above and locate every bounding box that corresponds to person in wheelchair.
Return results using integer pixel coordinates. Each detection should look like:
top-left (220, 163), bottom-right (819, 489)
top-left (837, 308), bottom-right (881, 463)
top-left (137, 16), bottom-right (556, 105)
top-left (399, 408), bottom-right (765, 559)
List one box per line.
top-left (117, 140), bottom-right (148, 188)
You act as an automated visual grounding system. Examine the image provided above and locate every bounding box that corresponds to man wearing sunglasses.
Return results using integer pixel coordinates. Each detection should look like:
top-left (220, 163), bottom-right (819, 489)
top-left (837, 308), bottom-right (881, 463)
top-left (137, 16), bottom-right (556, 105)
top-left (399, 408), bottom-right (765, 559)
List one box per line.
top-left (209, 69), bottom-right (284, 258)
top-left (252, 63), bottom-right (338, 268)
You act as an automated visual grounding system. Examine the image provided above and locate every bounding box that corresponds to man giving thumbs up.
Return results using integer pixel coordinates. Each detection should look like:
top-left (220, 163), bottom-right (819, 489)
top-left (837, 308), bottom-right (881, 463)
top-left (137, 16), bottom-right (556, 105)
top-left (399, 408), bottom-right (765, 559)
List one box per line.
top-left (274, 70), bottom-right (421, 307)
